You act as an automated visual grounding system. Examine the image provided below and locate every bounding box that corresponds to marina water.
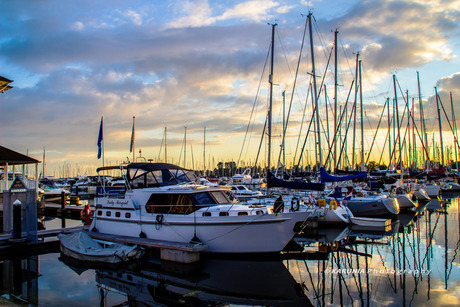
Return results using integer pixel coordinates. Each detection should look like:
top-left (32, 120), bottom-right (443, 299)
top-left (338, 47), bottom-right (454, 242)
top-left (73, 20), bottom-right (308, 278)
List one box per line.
top-left (1, 197), bottom-right (459, 306)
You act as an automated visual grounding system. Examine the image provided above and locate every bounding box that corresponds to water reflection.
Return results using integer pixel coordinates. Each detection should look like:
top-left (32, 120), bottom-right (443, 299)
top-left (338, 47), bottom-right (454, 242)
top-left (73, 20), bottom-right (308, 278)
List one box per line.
top-left (0, 197), bottom-right (459, 306)
top-left (93, 258), bottom-right (312, 306)
top-left (286, 197), bottom-right (460, 306)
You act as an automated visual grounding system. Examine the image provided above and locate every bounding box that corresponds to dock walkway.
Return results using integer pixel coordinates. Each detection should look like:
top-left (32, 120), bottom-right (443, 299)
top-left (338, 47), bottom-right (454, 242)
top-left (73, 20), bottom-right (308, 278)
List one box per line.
top-left (87, 231), bottom-right (208, 263)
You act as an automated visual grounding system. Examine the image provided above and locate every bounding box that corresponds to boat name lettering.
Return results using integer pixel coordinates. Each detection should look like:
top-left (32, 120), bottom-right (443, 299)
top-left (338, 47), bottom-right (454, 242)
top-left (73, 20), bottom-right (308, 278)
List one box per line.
top-left (107, 199), bottom-right (129, 206)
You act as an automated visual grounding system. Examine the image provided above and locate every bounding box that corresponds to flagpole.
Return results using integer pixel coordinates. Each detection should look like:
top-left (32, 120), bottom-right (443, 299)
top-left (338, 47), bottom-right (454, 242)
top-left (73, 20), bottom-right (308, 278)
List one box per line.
top-left (133, 116), bottom-right (135, 162)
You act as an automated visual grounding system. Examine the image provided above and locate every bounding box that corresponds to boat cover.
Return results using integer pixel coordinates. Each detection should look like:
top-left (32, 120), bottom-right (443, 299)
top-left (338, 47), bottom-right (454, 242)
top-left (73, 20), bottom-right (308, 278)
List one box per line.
top-left (58, 231), bottom-right (143, 263)
top-left (320, 167), bottom-right (367, 183)
top-left (267, 172), bottom-right (324, 191)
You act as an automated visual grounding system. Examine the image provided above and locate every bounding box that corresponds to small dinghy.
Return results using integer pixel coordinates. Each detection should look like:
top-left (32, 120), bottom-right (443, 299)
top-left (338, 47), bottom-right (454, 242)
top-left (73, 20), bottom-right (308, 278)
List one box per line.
top-left (349, 217), bottom-right (391, 229)
top-left (58, 231), bottom-right (143, 264)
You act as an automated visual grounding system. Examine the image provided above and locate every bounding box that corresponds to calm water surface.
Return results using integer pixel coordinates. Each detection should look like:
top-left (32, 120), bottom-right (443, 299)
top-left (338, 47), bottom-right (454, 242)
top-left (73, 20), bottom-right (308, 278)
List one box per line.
top-left (1, 197), bottom-right (459, 306)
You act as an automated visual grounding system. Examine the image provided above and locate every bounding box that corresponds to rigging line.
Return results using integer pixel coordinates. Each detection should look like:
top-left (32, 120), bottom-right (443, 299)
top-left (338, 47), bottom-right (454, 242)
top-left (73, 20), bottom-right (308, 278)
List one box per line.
top-left (237, 44), bottom-right (271, 168)
top-left (293, 82), bottom-right (312, 167)
top-left (275, 16), bottom-right (309, 172)
top-left (366, 99), bottom-right (388, 165)
top-left (324, 80), bottom-right (355, 167)
top-left (294, 42), bottom-right (334, 168)
top-left (157, 129), bottom-right (165, 161)
top-left (437, 93), bottom-right (460, 151)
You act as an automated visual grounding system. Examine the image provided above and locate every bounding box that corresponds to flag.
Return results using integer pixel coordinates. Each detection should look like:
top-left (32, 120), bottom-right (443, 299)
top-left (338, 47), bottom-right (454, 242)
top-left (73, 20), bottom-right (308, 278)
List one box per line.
top-left (129, 116), bottom-right (135, 153)
top-left (97, 117), bottom-right (103, 159)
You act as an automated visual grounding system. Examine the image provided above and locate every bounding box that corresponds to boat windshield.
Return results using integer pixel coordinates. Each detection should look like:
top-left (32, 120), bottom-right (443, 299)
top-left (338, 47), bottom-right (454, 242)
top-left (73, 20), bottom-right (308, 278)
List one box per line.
top-left (144, 190), bottom-right (239, 214)
top-left (129, 167), bottom-right (200, 189)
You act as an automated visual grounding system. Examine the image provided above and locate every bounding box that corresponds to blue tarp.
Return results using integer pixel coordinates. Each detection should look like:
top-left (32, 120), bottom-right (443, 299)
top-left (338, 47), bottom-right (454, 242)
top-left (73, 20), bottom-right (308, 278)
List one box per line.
top-left (320, 167), bottom-right (367, 183)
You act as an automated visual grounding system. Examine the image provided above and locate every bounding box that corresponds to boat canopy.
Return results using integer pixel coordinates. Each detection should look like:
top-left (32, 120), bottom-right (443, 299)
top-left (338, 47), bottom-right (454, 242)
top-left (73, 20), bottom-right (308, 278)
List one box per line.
top-left (126, 162), bottom-right (200, 188)
top-left (267, 172), bottom-right (324, 191)
top-left (320, 167), bottom-right (367, 183)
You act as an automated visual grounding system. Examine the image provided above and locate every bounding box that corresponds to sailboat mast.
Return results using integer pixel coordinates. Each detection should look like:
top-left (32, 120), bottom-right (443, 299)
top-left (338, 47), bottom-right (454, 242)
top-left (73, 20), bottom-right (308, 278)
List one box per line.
top-left (450, 92), bottom-right (458, 169)
top-left (393, 75), bottom-right (402, 167)
top-left (267, 23), bottom-right (277, 174)
top-left (308, 12), bottom-right (322, 168)
top-left (203, 126), bottom-right (206, 175)
top-left (165, 127), bottom-right (167, 163)
top-left (352, 52), bottom-right (359, 169)
top-left (387, 97), bottom-right (392, 167)
top-left (333, 29), bottom-right (338, 173)
top-left (417, 71), bottom-right (429, 167)
top-left (435, 87), bottom-right (444, 166)
top-left (184, 126), bottom-right (187, 168)
top-left (359, 59), bottom-right (364, 171)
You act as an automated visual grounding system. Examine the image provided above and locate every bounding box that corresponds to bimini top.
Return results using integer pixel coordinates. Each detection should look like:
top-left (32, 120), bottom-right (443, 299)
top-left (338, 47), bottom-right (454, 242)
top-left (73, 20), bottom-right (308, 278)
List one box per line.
top-left (126, 162), bottom-right (200, 188)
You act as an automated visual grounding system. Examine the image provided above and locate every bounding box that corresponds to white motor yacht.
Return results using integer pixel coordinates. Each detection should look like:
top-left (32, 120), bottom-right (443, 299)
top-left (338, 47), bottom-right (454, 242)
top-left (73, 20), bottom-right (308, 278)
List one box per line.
top-left (89, 163), bottom-right (310, 254)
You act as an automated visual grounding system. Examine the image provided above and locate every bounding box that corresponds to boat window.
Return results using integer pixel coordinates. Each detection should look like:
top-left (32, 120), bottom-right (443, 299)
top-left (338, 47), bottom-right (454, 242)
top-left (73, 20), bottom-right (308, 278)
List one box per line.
top-left (219, 212), bottom-right (229, 216)
top-left (152, 170), bottom-right (163, 185)
top-left (237, 186), bottom-right (246, 190)
top-left (106, 211), bottom-right (111, 216)
top-left (125, 212), bottom-right (131, 218)
top-left (145, 193), bottom-right (199, 214)
top-left (115, 212), bottom-right (121, 217)
top-left (171, 169), bottom-right (189, 183)
top-left (202, 212), bottom-right (211, 216)
top-left (146, 172), bottom-right (159, 187)
top-left (193, 192), bottom-right (216, 205)
top-left (224, 191), bottom-right (239, 203)
top-left (238, 212), bottom-right (248, 216)
top-left (131, 175), bottom-right (145, 189)
top-left (97, 210), bottom-right (102, 216)
top-left (211, 191), bottom-right (231, 204)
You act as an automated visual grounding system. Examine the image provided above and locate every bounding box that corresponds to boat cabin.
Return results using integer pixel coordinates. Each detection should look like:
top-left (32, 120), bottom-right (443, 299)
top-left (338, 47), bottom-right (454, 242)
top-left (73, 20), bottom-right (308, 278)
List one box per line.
top-left (127, 162), bottom-right (201, 189)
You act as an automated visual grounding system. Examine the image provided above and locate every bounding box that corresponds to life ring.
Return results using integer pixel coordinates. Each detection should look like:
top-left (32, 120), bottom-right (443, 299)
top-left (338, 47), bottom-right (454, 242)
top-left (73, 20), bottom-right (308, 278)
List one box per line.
top-left (331, 241), bottom-right (339, 251)
top-left (156, 214), bottom-right (164, 224)
top-left (80, 204), bottom-right (92, 225)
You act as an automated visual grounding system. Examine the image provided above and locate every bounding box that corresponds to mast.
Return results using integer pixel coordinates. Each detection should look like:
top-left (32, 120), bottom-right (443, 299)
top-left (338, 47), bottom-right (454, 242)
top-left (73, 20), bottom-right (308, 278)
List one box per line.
top-left (267, 22), bottom-right (277, 176)
top-left (203, 126), bottom-right (206, 175)
top-left (282, 90), bottom-right (286, 171)
top-left (387, 97), bottom-right (391, 167)
top-left (359, 59), bottom-right (364, 171)
top-left (333, 29), bottom-right (338, 173)
top-left (308, 12), bottom-right (322, 168)
top-left (393, 75), bottom-right (402, 168)
top-left (352, 52), bottom-right (359, 169)
top-left (184, 126), bottom-right (187, 168)
top-left (417, 71), bottom-right (429, 167)
top-left (165, 127), bottom-right (167, 163)
top-left (451, 92), bottom-right (459, 169)
top-left (435, 87), bottom-right (444, 166)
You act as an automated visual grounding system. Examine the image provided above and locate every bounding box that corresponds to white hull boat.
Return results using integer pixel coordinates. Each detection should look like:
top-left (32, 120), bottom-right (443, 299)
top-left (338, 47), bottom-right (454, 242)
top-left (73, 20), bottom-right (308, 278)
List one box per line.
top-left (349, 217), bottom-right (391, 228)
top-left (90, 163), bottom-right (309, 254)
top-left (424, 183), bottom-right (440, 198)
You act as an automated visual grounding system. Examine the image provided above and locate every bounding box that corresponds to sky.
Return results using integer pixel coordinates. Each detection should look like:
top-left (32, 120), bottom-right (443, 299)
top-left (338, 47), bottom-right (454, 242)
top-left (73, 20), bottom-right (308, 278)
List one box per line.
top-left (1, 0), bottom-right (460, 177)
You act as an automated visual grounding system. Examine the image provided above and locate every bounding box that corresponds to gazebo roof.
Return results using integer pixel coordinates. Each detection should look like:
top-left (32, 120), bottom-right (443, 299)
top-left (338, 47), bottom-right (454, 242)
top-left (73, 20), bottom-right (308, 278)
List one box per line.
top-left (0, 145), bottom-right (40, 165)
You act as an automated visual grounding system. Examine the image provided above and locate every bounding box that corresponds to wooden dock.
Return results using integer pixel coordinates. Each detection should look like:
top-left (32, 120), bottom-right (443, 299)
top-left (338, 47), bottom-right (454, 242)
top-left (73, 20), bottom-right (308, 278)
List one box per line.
top-left (0, 226), bottom-right (85, 259)
top-left (87, 231), bottom-right (208, 263)
top-left (39, 203), bottom-right (87, 219)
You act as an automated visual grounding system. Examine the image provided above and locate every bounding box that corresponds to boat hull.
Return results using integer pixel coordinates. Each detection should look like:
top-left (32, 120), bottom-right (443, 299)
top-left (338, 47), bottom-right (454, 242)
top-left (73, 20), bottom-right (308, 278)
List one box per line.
top-left (345, 196), bottom-right (399, 218)
top-left (90, 210), bottom-right (308, 254)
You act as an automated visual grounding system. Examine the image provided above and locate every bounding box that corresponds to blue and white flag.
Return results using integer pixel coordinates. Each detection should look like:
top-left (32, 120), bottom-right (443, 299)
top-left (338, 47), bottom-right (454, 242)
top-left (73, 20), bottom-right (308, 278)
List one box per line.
top-left (97, 116), bottom-right (103, 159)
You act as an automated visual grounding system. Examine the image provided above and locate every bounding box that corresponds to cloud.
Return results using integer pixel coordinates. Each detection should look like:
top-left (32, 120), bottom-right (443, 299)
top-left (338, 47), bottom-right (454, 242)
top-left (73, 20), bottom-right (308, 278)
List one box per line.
top-left (166, 0), bottom-right (280, 28)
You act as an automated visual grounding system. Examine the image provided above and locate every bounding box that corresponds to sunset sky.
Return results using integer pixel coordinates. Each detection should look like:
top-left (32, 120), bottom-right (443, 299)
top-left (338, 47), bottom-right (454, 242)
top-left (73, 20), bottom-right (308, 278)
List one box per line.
top-left (1, 0), bottom-right (460, 176)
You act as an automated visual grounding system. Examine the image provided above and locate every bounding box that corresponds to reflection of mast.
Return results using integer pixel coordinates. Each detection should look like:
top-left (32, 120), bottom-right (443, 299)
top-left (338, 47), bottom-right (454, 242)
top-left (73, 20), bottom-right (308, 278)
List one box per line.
top-left (444, 205), bottom-right (448, 289)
